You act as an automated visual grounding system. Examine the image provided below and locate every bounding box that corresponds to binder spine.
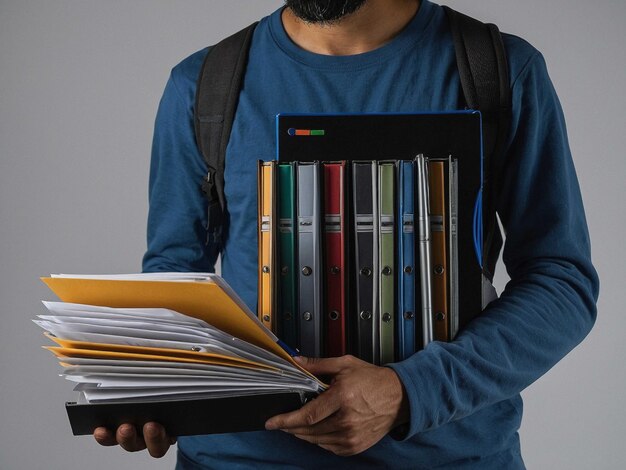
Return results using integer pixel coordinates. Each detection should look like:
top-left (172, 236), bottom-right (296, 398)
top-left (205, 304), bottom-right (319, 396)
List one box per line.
top-left (297, 162), bottom-right (324, 357)
top-left (416, 155), bottom-right (434, 347)
top-left (352, 162), bottom-right (378, 364)
top-left (323, 162), bottom-right (346, 357)
top-left (448, 158), bottom-right (460, 339)
top-left (397, 161), bottom-right (416, 360)
top-left (378, 162), bottom-right (395, 365)
top-left (278, 163), bottom-right (298, 348)
top-left (258, 161), bottom-right (277, 333)
top-left (429, 160), bottom-right (450, 342)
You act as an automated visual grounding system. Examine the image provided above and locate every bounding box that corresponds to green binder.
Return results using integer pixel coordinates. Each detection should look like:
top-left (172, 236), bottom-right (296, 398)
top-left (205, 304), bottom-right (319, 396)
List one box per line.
top-left (378, 162), bottom-right (395, 365)
top-left (278, 163), bottom-right (298, 349)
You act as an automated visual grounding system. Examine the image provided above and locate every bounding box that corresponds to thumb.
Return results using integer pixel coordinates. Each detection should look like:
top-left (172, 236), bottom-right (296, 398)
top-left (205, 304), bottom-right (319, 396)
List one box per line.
top-left (294, 355), bottom-right (347, 376)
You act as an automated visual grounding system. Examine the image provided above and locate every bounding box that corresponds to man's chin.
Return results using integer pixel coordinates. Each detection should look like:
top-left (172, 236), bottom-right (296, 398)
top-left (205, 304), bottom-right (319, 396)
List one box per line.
top-left (284, 0), bottom-right (368, 24)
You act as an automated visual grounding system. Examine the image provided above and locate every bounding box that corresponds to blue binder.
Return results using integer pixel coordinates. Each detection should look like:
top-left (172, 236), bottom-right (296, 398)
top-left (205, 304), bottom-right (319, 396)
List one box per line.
top-left (397, 161), bottom-right (417, 360)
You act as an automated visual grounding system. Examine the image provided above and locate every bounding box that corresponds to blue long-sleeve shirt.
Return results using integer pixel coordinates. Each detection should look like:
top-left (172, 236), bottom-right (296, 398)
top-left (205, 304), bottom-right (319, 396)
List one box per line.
top-left (143, 2), bottom-right (598, 468)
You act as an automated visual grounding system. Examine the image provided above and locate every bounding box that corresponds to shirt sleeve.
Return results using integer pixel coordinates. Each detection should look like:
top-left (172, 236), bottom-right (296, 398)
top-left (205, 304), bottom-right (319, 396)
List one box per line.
top-left (142, 60), bottom-right (219, 273)
top-left (387, 51), bottom-right (599, 438)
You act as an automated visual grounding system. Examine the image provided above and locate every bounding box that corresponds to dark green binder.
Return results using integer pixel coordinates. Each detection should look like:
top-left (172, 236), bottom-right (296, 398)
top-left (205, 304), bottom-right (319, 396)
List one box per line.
top-left (278, 163), bottom-right (298, 349)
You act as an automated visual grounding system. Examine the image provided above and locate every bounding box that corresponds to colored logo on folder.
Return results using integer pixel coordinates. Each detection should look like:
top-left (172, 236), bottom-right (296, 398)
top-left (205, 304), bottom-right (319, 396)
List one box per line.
top-left (288, 128), bottom-right (325, 136)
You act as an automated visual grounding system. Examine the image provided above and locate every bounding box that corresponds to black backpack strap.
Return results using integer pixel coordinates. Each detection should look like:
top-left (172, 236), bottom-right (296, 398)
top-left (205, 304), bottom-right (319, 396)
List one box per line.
top-left (194, 22), bottom-right (258, 247)
top-left (443, 6), bottom-right (512, 281)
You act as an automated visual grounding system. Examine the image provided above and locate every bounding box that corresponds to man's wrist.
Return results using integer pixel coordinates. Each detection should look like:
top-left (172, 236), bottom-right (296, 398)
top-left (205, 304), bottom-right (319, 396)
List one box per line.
top-left (384, 366), bottom-right (410, 427)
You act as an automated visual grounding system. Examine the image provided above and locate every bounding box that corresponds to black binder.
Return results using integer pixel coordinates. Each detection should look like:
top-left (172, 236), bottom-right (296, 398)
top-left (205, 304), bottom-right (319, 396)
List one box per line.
top-left (352, 161), bottom-right (378, 363)
top-left (65, 391), bottom-right (315, 436)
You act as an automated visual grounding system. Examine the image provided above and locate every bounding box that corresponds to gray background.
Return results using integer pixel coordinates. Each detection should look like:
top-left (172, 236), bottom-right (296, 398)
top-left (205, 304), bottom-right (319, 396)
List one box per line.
top-left (1, 1), bottom-right (624, 468)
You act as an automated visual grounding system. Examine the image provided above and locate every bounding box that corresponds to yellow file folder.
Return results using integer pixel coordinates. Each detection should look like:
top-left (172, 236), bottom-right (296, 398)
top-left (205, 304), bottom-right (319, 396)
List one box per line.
top-left (41, 276), bottom-right (303, 372)
top-left (45, 334), bottom-right (277, 371)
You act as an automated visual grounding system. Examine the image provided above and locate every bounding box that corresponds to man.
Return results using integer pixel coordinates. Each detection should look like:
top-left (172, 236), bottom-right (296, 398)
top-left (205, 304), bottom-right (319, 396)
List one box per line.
top-left (94, 0), bottom-right (599, 468)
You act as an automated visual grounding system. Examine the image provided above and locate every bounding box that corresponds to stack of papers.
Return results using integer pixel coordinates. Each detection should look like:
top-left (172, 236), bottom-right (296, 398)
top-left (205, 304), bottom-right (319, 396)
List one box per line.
top-left (37, 273), bottom-right (325, 406)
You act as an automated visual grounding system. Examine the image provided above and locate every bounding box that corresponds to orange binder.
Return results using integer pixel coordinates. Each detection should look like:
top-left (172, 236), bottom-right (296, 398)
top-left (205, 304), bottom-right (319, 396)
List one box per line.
top-left (428, 161), bottom-right (449, 341)
top-left (258, 161), bottom-right (278, 333)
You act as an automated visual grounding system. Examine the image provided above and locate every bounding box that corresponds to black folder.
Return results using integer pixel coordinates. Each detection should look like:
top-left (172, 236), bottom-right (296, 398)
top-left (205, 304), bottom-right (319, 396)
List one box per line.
top-left (65, 391), bottom-right (315, 436)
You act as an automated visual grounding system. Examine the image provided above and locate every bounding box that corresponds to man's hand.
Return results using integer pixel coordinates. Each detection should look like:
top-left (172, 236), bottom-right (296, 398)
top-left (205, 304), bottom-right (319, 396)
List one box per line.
top-left (265, 355), bottom-right (409, 456)
top-left (93, 422), bottom-right (176, 458)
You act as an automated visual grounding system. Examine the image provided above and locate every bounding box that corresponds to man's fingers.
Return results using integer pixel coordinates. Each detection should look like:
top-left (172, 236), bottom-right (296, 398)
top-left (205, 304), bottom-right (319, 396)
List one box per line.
top-left (143, 422), bottom-right (173, 458)
top-left (296, 355), bottom-right (358, 376)
top-left (279, 413), bottom-right (343, 436)
top-left (93, 427), bottom-right (118, 446)
top-left (116, 424), bottom-right (146, 452)
top-left (265, 391), bottom-right (341, 430)
top-left (293, 430), bottom-right (343, 446)
top-left (94, 423), bottom-right (173, 458)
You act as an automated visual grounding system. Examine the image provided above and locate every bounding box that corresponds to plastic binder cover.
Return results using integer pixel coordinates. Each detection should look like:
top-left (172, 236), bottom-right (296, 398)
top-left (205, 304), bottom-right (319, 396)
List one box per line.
top-left (277, 112), bottom-right (484, 332)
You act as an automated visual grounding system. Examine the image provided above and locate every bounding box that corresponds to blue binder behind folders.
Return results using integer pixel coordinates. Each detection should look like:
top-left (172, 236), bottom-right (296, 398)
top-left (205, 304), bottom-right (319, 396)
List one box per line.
top-left (397, 161), bottom-right (417, 360)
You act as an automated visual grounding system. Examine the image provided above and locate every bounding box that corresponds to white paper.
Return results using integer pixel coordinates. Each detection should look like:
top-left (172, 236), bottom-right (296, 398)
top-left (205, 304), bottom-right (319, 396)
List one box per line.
top-left (40, 276), bottom-right (326, 402)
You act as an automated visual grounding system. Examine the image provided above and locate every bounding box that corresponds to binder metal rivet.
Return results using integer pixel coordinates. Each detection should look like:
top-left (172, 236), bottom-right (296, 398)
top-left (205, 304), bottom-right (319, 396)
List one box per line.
top-left (329, 310), bottom-right (339, 321)
top-left (382, 312), bottom-right (392, 323)
top-left (434, 265), bottom-right (445, 275)
top-left (281, 266), bottom-right (288, 275)
top-left (330, 266), bottom-right (340, 275)
top-left (404, 266), bottom-right (413, 274)
top-left (191, 346), bottom-right (202, 352)
top-left (263, 314), bottom-right (270, 322)
top-left (301, 266), bottom-right (312, 276)
top-left (360, 310), bottom-right (372, 320)
top-left (360, 267), bottom-right (372, 277)
top-left (435, 312), bottom-right (446, 321)
top-left (303, 312), bottom-right (312, 321)
top-left (285, 312), bottom-right (292, 320)
top-left (404, 311), bottom-right (415, 320)
top-left (262, 266), bottom-right (270, 274)
top-left (382, 266), bottom-right (392, 276)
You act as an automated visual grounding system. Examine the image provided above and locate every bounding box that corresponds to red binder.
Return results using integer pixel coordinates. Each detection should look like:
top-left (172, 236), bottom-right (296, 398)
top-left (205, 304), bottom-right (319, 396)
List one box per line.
top-left (323, 162), bottom-right (346, 357)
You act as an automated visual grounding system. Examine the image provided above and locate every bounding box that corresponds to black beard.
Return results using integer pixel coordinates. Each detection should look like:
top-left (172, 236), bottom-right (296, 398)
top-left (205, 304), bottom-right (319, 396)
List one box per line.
top-left (285, 0), bottom-right (368, 23)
